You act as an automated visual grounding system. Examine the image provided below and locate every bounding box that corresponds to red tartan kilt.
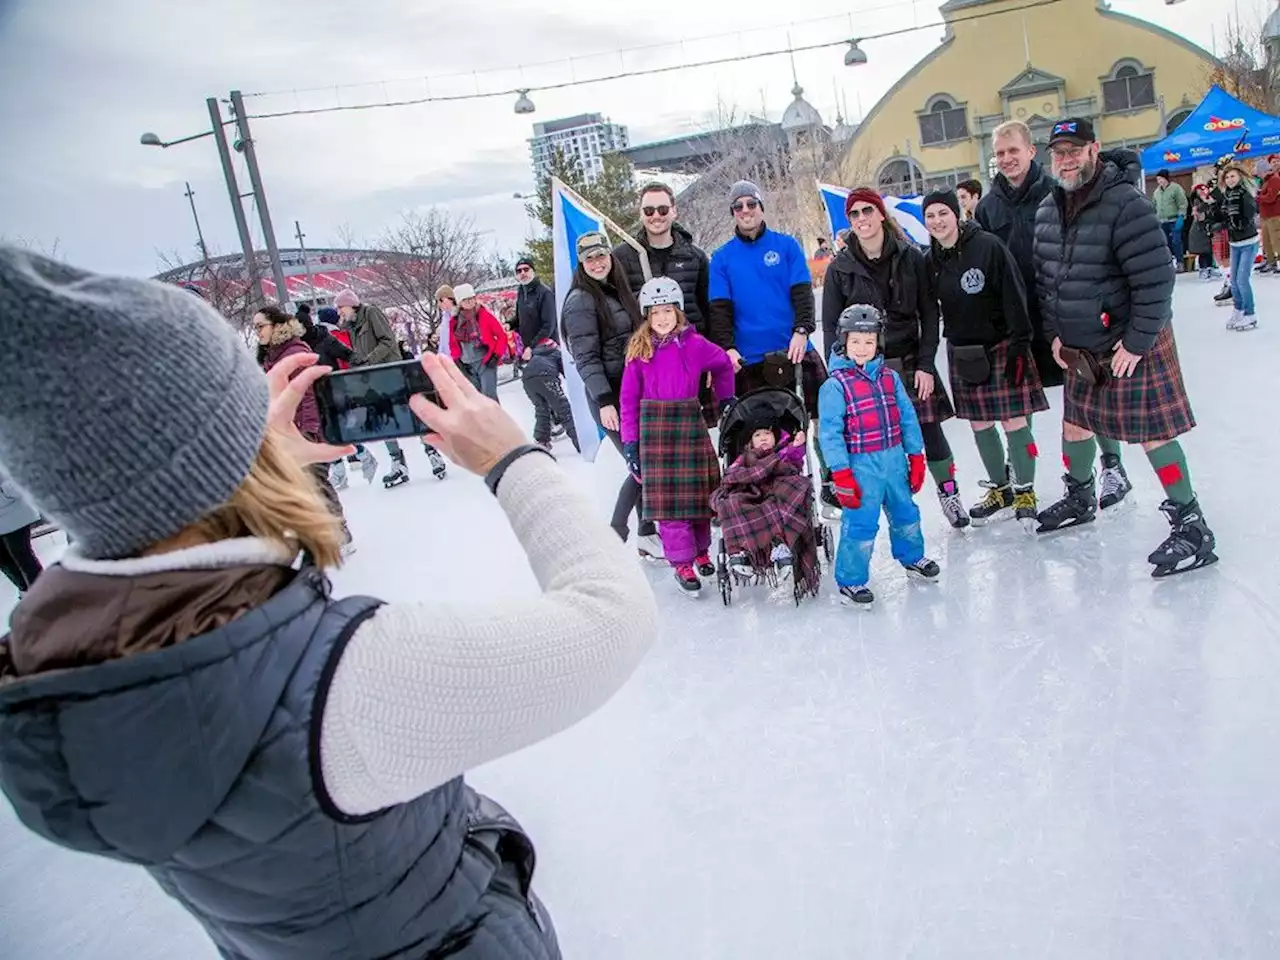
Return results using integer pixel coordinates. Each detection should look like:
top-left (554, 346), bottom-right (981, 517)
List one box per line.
top-left (1062, 326), bottom-right (1195, 443)
top-left (639, 399), bottom-right (720, 521)
top-left (947, 338), bottom-right (1050, 423)
top-left (1211, 229), bottom-right (1230, 265)
top-left (891, 358), bottom-right (954, 424)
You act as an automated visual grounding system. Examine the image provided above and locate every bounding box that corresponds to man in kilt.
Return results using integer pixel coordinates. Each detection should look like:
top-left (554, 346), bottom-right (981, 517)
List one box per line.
top-left (923, 188), bottom-right (1049, 527)
top-left (1033, 118), bottom-right (1217, 576)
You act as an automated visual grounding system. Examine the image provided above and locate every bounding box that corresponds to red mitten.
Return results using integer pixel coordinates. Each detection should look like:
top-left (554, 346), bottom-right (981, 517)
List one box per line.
top-left (831, 468), bottom-right (862, 509)
top-left (908, 454), bottom-right (926, 494)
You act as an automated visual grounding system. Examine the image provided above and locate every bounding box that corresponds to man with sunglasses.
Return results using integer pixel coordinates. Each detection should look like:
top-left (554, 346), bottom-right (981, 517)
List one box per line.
top-left (1032, 117), bottom-right (1216, 577)
top-left (613, 183), bottom-right (710, 333)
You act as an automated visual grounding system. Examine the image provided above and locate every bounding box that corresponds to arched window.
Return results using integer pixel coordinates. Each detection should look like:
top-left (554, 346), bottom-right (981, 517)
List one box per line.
top-left (1102, 59), bottom-right (1155, 113)
top-left (877, 157), bottom-right (926, 197)
top-left (918, 94), bottom-right (969, 146)
top-left (1166, 108), bottom-right (1193, 135)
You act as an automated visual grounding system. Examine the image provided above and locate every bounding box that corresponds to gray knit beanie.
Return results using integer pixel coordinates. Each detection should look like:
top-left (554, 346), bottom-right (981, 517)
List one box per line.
top-left (0, 246), bottom-right (271, 559)
top-left (728, 180), bottom-right (763, 210)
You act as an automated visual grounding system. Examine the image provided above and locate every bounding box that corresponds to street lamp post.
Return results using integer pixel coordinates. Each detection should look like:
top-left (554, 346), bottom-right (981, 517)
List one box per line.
top-left (229, 90), bottom-right (289, 306)
top-left (184, 181), bottom-right (210, 267)
top-left (295, 220), bottom-right (317, 305)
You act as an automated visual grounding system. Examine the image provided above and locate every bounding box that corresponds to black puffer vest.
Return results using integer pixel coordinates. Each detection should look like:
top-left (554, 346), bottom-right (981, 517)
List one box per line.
top-left (0, 570), bottom-right (557, 960)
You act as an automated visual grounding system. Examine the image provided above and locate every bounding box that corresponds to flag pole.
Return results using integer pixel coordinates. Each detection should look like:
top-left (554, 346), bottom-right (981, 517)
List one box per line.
top-left (552, 177), bottom-right (653, 282)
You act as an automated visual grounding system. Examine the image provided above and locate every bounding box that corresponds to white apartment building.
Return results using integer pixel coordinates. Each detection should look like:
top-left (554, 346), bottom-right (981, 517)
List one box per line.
top-left (529, 113), bottom-right (630, 183)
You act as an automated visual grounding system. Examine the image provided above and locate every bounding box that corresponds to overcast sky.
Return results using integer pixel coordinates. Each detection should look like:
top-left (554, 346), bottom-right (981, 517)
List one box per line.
top-left (0, 0), bottom-right (1254, 277)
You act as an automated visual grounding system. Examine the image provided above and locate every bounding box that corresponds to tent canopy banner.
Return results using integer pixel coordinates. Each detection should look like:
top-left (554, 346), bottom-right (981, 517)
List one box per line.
top-left (1141, 85), bottom-right (1280, 174)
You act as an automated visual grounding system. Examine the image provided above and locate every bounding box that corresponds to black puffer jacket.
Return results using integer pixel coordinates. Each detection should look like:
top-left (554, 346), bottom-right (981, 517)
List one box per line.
top-left (975, 160), bottom-right (1060, 384)
top-left (561, 286), bottom-right (639, 407)
top-left (821, 231), bottom-right (940, 373)
top-left (1034, 149), bottom-right (1175, 356)
top-left (613, 224), bottom-right (710, 332)
top-left (926, 220), bottom-right (1032, 348)
top-left (516, 277), bottom-right (558, 350)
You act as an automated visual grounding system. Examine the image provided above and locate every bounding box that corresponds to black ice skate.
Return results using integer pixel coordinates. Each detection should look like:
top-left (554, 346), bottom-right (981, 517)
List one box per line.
top-left (1213, 283), bottom-right (1233, 305)
top-left (424, 444), bottom-right (448, 480)
top-left (819, 485), bottom-right (843, 523)
top-left (937, 479), bottom-right (971, 529)
top-left (673, 563), bottom-right (702, 597)
top-left (382, 451), bottom-right (409, 489)
top-left (1098, 453), bottom-right (1132, 510)
top-left (902, 558), bottom-right (940, 581)
top-left (969, 474), bottom-right (1014, 524)
top-left (1012, 483), bottom-right (1038, 530)
top-left (1036, 473), bottom-right (1098, 533)
top-left (1149, 498), bottom-right (1218, 578)
top-left (840, 585), bottom-right (875, 607)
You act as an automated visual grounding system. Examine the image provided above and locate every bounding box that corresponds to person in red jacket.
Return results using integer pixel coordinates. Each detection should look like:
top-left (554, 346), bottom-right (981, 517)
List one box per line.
top-left (1257, 155), bottom-right (1280, 273)
top-left (448, 283), bottom-right (508, 402)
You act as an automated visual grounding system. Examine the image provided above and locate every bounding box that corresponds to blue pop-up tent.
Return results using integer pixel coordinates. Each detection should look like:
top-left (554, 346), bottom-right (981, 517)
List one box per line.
top-left (1141, 86), bottom-right (1280, 174)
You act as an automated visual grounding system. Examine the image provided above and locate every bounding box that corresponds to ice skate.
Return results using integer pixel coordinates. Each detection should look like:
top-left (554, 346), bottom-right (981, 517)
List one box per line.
top-left (329, 462), bottom-right (349, 491)
top-left (839, 585), bottom-right (875, 607)
top-left (1225, 307), bottom-right (1241, 329)
top-left (424, 444), bottom-right (448, 480)
top-left (359, 450), bottom-right (379, 484)
top-left (673, 563), bottom-right (702, 597)
top-left (902, 558), bottom-right (940, 581)
top-left (969, 475), bottom-right (1013, 524)
top-left (937, 479), bottom-right (971, 529)
top-left (381, 452), bottom-right (409, 489)
top-left (550, 422), bottom-right (567, 441)
top-left (694, 553), bottom-right (716, 578)
top-left (819, 485), bottom-right (843, 523)
top-left (635, 533), bottom-right (665, 562)
top-left (771, 544), bottom-right (793, 580)
top-left (1036, 473), bottom-right (1097, 533)
top-left (1228, 311), bottom-right (1258, 331)
top-left (1098, 454), bottom-right (1132, 510)
top-left (729, 552), bottom-right (755, 578)
top-left (1213, 284), bottom-right (1233, 306)
top-left (1012, 484), bottom-right (1038, 531)
top-left (1149, 498), bottom-right (1218, 578)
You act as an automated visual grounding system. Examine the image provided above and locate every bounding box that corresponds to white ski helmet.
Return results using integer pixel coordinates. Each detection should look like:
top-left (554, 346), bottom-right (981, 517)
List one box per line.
top-left (638, 275), bottom-right (684, 313)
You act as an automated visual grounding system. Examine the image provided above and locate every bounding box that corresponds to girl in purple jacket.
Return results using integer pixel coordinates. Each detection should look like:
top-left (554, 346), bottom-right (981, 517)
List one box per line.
top-left (621, 278), bottom-right (735, 596)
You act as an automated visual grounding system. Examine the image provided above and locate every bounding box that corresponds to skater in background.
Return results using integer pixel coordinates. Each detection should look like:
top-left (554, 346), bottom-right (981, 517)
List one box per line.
top-left (1187, 182), bottom-right (1220, 280)
top-left (1151, 169), bottom-right (1187, 267)
top-left (620, 277), bottom-right (735, 596)
top-left (923, 189), bottom-right (1048, 527)
top-left (1033, 118), bottom-right (1217, 576)
top-left (562, 231), bottom-right (663, 559)
top-left (823, 186), bottom-right (969, 529)
top-left (523, 338), bottom-right (580, 454)
top-left (955, 179), bottom-right (983, 221)
top-left (1255, 154), bottom-right (1280, 273)
top-left (300, 305), bottom-right (353, 369)
top-left (435, 284), bottom-right (456, 356)
top-left (1210, 159), bottom-right (1235, 308)
top-left (0, 476), bottom-right (42, 595)
top-left (254, 306), bottom-right (354, 553)
top-left (448, 283), bottom-right (508, 402)
top-left (0, 245), bottom-right (659, 960)
top-left (1219, 163), bottom-right (1260, 332)
top-left (818, 304), bottom-right (940, 607)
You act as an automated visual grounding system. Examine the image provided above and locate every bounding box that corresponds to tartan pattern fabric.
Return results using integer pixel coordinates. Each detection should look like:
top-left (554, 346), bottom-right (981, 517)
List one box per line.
top-left (639, 399), bottom-right (721, 521)
top-left (710, 449), bottom-right (821, 597)
top-left (1211, 228), bottom-right (1229, 265)
top-left (947, 338), bottom-right (1050, 423)
top-left (890, 357), bottom-right (956, 424)
top-left (1062, 326), bottom-right (1195, 443)
top-left (831, 366), bottom-right (903, 454)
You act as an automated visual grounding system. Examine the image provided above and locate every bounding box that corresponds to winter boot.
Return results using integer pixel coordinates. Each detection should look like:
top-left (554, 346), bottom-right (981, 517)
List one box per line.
top-left (1036, 473), bottom-right (1098, 533)
top-left (382, 451), bottom-right (409, 488)
top-left (1098, 453), bottom-right (1132, 510)
top-left (937, 479), bottom-right (972, 529)
top-left (1148, 498), bottom-right (1218, 578)
top-left (1012, 483), bottom-right (1038, 527)
top-left (1213, 283), bottom-right (1233, 305)
top-left (839, 585), bottom-right (875, 607)
top-left (902, 558), bottom-right (940, 580)
top-left (424, 443), bottom-right (448, 479)
top-left (819, 484), bottom-right (843, 523)
top-left (673, 563), bottom-right (702, 597)
top-left (969, 472), bottom-right (1014, 524)
top-left (636, 533), bottom-right (665, 562)
top-left (695, 553), bottom-right (716, 578)
top-left (359, 449), bottom-right (379, 484)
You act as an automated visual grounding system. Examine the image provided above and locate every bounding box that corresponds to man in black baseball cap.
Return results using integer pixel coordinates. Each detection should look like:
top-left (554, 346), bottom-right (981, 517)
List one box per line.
top-left (1045, 118), bottom-right (1100, 193)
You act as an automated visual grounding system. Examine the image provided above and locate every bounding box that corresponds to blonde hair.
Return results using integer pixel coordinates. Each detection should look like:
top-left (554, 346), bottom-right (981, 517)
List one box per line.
top-left (992, 120), bottom-right (1033, 146)
top-left (625, 307), bottom-right (689, 363)
top-left (1221, 163), bottom-right (1256, 194)
top-left (183, 431), bottom-right (344, 568)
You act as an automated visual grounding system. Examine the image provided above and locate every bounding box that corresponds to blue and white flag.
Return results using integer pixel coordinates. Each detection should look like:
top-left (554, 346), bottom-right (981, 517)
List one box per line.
top-left (818, 182), bottom-right (930, 247)
top-left (551, 177), bottom-right (605, 462)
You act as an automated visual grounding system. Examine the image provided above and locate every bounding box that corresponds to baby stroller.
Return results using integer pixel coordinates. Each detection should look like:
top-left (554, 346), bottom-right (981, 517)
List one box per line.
top-left (713, 373), bottom-right (834, 607)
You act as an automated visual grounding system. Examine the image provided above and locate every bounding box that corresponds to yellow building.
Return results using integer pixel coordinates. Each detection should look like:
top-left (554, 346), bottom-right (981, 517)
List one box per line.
top-left (837, 0), bottom-right (1219, 194)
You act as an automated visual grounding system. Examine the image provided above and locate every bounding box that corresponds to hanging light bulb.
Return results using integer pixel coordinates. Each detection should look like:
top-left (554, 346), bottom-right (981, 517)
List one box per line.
top-left (514, 89), bottom-right (535, 114)
top-left (844, 39), bottom-right (868, 67)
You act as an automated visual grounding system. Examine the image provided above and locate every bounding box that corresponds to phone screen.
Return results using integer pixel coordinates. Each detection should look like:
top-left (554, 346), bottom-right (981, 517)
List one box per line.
top-left (315, 359), bottom-right (436, 445)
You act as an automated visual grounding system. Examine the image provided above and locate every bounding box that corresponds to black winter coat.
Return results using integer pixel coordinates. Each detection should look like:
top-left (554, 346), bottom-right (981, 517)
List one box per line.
top-left (561, 285), bottom-right (639, 407)
top-left (516, 277), bottom-right (558, 350)
top-left (926, 221), bottom-right (1032, 348)
top-left (1221, 185), bottom-right (1260, 244)
top-left (613, 224), bottom-right (710, 332)
top-left (821, 232), bottom-right (941, 373)
top-left (522, 342), bottom-right (564, 380)
top-left (1034, 149), bottom-right (1176, 356)
top-left (301, 321), bottom-right (353, 369)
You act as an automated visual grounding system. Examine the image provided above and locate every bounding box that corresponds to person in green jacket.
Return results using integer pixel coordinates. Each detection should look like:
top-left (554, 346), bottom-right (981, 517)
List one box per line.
top-left (1152, 170), bottom-right (1188, 268)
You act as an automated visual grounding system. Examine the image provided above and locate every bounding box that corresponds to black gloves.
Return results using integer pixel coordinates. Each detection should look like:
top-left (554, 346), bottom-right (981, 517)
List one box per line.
top-left (623, 441), bottom-right (642, 481)
top-left (1005, 341), bottom-right (1032, 387)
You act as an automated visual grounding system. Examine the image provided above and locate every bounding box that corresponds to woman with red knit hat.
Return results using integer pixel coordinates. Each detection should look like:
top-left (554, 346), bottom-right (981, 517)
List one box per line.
top-left (821, 187), bottom-right (969, 529)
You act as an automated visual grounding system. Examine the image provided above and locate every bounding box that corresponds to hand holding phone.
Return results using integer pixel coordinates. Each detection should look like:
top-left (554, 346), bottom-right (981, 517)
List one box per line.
top-left (410, 354), bottom-right (529, 476)
top-left (314, 358), bottom-right (438, 445)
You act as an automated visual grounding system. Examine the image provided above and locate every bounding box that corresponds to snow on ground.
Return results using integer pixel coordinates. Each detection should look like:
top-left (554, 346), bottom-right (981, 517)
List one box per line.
top-left (3, 275), bottom-right (1280, 958)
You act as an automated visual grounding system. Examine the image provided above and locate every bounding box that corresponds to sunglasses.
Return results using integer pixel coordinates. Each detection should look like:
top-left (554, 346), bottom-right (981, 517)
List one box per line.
top-left (642, 204), bottom-right (671, 217)
top-left (515, 266), bottom-right (532, 274)
top-left (848, 205), bottom-right (880, 220)
top-left (731, 199), bottom-right (760, 213)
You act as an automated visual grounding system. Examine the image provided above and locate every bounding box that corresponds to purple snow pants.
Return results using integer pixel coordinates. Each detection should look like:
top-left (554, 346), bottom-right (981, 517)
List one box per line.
top-left (660, 520), bottom-right (711, 565)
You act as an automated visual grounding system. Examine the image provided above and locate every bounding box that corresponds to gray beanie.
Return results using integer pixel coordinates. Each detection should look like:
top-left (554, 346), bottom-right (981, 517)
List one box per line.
top-left (0, 246), bottom-right (271, 559)
top-left (728, 180), bottom-right (763, 210)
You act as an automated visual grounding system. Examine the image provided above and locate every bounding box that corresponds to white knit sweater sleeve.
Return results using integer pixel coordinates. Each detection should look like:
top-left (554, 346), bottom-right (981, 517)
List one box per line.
top-left (319, 452), bottom-right (658, 817)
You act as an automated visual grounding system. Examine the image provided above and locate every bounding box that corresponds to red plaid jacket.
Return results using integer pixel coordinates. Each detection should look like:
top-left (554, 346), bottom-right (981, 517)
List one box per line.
top-left (830, 365), bottom-right (903, 455)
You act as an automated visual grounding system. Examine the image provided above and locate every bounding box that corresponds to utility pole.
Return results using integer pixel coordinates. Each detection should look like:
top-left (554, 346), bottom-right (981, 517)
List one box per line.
top-left (184, 181), bottom-right (211, 268)
top-left (295, 220), bottom-right (317, 305)
top-left (229, 90), bottom-right (289, 305)
top-left (207, 96), bottom-right (261, 305)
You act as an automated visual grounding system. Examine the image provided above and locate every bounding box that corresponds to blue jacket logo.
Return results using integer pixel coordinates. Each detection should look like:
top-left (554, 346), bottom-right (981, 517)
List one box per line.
top-left (763, 251), bottom-right (781, 266)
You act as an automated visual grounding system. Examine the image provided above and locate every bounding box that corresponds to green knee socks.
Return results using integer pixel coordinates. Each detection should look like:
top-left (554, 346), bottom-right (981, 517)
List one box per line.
top-left (1006, 425), bottom-right (1038, 485)
top-left (1146, 441), bottom-right (1194, 504)
top-left (927, 455), bottom-right (956, 486)
top-left (1097, 435), bottom-right (1123, 462)
top-left (973, 426), bottom-right (1007, 485)
top-left (1063, 437), bottom-right (1097, 483)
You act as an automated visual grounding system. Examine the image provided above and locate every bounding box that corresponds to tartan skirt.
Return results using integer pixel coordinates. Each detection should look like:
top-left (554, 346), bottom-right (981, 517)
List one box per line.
top-left (639, 398), bottom-right (721, 522)
top-left (1062, 326), bottom-right (1195, 443)
top-left (947, 338), bottom-right (1050, 423)
top-left (1211, 229), bottom-right (1230, 265)
top-left (887, 356), bottom-right (955, 424)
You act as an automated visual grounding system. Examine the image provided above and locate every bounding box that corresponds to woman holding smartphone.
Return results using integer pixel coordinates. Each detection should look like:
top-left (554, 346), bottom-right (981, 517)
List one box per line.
top-left (0, 246), bottom-right (656, 960)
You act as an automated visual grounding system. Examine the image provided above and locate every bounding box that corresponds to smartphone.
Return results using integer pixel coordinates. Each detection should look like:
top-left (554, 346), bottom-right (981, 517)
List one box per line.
top-left (314, 358), bottom-right (437, 445)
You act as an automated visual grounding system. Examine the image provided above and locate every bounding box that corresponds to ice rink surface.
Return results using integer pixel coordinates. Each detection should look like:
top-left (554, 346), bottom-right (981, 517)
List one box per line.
top-left (3, 276), bottom-right (1279, 958)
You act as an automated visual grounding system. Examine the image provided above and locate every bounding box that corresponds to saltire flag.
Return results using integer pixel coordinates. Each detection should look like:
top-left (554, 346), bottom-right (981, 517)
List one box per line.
top-left (818, 182), bottom-right (930, 246)
top-left (551, 177), bottom-right (606, 462)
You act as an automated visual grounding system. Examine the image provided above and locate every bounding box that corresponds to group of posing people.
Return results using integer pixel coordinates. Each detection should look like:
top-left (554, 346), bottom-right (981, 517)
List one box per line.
top-left (561, 117), bottom-right (1218, 603)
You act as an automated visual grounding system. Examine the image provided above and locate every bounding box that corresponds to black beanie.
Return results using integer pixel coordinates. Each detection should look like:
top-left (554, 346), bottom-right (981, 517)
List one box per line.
top-left (1157, 169), bottom-right (1171, 181)
top-left (922, 188), bottom-right (961, 219)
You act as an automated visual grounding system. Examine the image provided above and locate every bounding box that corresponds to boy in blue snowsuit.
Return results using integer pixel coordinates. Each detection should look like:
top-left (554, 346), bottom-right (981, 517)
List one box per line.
top-left (818, 304), bottom-right (941, 606)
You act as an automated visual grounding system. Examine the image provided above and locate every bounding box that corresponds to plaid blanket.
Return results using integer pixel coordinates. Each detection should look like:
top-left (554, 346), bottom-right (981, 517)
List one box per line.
top-left (640, 399), bottom-right (720, 521)
top-left (710, 448), bottom-right (821, 598)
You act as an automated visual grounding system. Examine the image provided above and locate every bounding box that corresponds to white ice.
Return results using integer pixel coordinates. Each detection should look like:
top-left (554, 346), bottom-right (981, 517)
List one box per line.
top-left (3, 276), bottom-right (1279, 958)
